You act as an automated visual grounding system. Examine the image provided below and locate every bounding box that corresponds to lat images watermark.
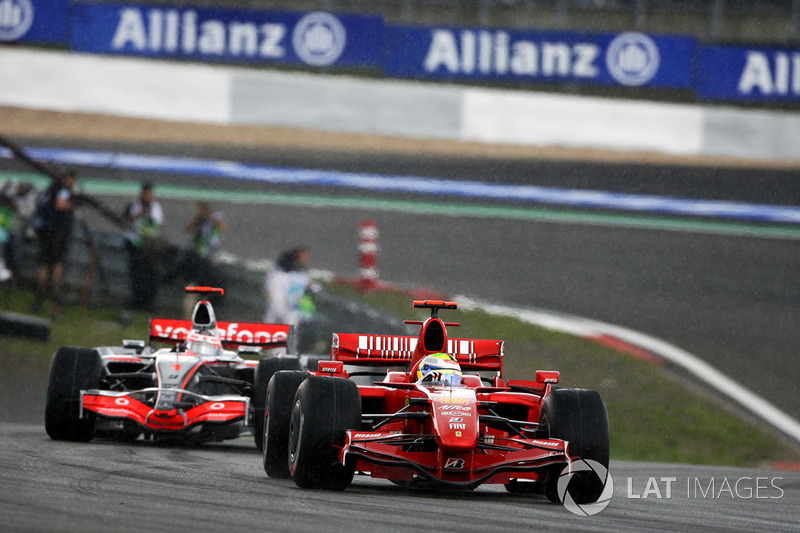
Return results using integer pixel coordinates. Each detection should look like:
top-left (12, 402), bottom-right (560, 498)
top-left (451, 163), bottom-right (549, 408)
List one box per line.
top-left (626, 476), bottom-right (785, 500)
top-left (556, 459), bottom-right (614, 516)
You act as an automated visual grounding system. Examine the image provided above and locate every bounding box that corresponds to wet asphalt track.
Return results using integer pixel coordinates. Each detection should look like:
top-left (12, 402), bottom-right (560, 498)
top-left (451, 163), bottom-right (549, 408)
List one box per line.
top-left (2, 424), bottom-right (798, 533)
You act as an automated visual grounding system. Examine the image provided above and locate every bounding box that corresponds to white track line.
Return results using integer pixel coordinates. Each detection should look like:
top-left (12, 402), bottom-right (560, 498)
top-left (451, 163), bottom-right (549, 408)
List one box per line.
top-left (456, 296), bottom-right (800, 445)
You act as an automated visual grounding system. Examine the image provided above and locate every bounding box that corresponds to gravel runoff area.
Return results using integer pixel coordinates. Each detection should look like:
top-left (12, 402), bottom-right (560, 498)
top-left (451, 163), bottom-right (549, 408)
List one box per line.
top-left (2, 106), bottom-right (798, 169)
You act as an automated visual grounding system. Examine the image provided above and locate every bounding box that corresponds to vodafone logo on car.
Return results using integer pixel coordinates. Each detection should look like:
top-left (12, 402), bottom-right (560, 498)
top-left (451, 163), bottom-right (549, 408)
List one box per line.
top-left (153, 324), bottom-right (191, 340)
top-left (152, 323), bottom-right (287, 344)
top-left (221, 323), bottom-right (288, 344)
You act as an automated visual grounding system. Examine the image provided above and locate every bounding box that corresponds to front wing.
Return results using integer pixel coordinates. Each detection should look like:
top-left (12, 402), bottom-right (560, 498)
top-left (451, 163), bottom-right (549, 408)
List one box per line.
top-left (81, 389), bottom-right (250, 432)
top-left (341, 431), bottom-right (571, 489)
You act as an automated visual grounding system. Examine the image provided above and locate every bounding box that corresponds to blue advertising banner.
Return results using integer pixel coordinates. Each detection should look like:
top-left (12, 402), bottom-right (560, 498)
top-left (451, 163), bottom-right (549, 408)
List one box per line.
top-left (385, 25), bottom-right (694, 89)
top-left (0, 0), bottom-right (69, 44)
top-left (696, 44), bottom-right (800, 102)
top-left (71, 2), bottom-right (382, 68)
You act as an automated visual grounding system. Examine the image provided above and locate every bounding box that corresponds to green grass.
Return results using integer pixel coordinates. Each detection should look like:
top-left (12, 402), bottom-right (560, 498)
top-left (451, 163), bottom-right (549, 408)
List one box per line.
top-left (3, 282), bottom-right (799, 467)
top-left (0, 287), bottom-right (153, 375)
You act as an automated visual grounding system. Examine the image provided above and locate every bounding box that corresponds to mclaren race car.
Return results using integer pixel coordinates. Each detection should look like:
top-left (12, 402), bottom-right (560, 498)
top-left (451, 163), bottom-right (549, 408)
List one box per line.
top-left (45, 287), bottom-right (303, 447)
top-left (262, 300), bottom-right (610, 503)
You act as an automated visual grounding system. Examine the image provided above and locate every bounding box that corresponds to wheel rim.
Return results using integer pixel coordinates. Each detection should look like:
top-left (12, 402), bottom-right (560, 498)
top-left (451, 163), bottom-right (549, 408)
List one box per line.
top-left (262, 410), bottom-right (270, 465)
top-left (288, 399), bottom-right (304, 470)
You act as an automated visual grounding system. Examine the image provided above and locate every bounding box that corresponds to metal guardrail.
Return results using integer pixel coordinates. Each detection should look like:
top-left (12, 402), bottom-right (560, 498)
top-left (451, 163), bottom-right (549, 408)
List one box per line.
top-left (138, 0), bottom-right (800, 44)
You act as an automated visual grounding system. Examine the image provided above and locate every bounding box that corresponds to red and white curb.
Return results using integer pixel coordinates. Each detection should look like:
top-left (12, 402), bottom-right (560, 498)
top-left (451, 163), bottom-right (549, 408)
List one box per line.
top-left (457, 296), bottom-right (800, 447)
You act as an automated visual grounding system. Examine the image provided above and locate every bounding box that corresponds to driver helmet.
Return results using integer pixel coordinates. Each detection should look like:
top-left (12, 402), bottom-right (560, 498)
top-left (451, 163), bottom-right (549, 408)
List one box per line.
top-left (185, 331), bottom-right (222, 357)
top-left (416, 352), bottom-right (462, 386)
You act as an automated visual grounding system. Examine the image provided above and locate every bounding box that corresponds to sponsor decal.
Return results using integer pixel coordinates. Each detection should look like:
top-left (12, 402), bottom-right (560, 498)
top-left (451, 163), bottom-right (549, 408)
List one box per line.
top-left (114, 397), bottom-right (131, 406)
top-left (531, 439), bottom-right (563, 448)
top-left (440, 411), bottom-right (470, 417)
top-left (152, 322), bottom-right (287, 344)
top-left (738, 51), bottom-right (800, 96)
top-left (72, 4), bottom-right (380, 68)
top-left (449, 417), bottom-right (463, 422)
top-left (222, 323), bottom-right (288, 344)
top-left (437, 403), bottom-right (472, 410)
top-left (387, 25), bottom-right (691, 89)
top-left (695, 44), bottom-right (800, 101)
top-left (109, 8), bottom-right (286, 59)
top-left (199, 412), bottom-right (238, 420)
top-left (98, 408), bottom-right (137, 416)
top-left (444, 458), bottom-right (465, 469)
top-left (292, 11), bottom-right (346, 66)
top-left (422, 29), bottom-right (600, 79)
top-left (449, 423), bottom-right (466, 430)
top-left (153, 324), bottom-right (190, 340)
top-left (208, 403), bottom-right (225, 410)
top-left (605, 32), bottom-right (660, 86)
top-left (0, 0), bottom-right (33, 41)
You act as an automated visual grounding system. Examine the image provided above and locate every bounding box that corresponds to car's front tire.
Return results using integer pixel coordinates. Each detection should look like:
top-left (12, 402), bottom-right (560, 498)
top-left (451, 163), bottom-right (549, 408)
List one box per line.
top-left (252, 356), bottom-right (303, 450)
top-left (540, 388), bottom-right (609, 504)
top-left (45, 347), bottom-right (102, 442)
top-left (288, 376), bottom-right (361, 490)
top-left (263, 370), bottom-right (307, 478)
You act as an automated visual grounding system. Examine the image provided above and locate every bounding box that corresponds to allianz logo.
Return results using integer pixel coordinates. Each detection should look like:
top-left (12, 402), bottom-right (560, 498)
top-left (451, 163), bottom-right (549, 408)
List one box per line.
top-left (111, 8), bottom-right (346, 66)
top-left (424, 29), bottom-right (660, 86)
top-left (0, 0), bottom-right (33, 41)
top-left (738, 51), bottom-right (800, 96)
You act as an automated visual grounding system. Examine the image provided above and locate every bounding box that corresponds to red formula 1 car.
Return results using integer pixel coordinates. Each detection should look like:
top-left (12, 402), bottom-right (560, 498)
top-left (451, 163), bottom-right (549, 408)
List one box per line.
top-left (45, 287), bottom-right (303, 447)
top-left (262, 300), bottom-right (610, 503)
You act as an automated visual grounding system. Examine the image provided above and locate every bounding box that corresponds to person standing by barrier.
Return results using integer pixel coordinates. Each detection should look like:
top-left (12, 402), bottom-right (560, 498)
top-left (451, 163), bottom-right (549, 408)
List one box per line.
top-left (124, 182), bottom-right (164, 311)
top-left (183, 200), bottom-right (227, 278)
top-left (0, 182), bottom-right (19, 282)
top-left (31, 170), bottom-right (77, 318)
top-left (170, 201), bottom-right (227, 316)
top-left (0, 181), bottom-right (37, 283)
top-left (263, 246), bottom-right (318, 327)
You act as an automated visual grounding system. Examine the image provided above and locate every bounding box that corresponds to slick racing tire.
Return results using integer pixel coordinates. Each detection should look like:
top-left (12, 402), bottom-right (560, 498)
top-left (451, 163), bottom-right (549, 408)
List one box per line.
top-left (263, 370), bottom-right (307, 479)
top-left (540, 388), bottom-right (609, 504)
top-left (45, 347), bottom-right (102, 442)
top-left (288, 376), bottom-right (361, 490)
top-left (252, 356), bottom-right (303, 450)
top-left (302, 354), bottom-right (328, 372)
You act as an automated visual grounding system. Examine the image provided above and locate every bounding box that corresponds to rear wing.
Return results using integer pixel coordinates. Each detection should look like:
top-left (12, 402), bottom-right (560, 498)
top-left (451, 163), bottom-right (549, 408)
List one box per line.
top-left (331, 332), bottom-right (503, 373)
top-left (149, 318), bottom-right (291, 350)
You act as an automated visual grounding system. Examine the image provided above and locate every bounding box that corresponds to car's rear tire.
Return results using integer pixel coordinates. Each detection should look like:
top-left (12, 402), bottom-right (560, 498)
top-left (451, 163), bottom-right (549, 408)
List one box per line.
top-left (263, 370), bottom-right (307, 478)
top-left (288, 376), bottom-right (361, 490)
top-left (302, 354), bottom-right (328, 372)
top-left (252, 356), bottom-right (303, 450)
top-left (540, 388), bottom-right (609, 504)
top-left (45, 347), bottom-right (102, 442)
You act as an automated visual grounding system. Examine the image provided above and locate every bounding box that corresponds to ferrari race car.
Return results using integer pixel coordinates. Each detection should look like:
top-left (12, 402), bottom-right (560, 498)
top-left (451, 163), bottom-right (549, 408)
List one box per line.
top-left (262, 300), bottom-right (610, 503)
top-left (45, 287), bottom-right (303, 447)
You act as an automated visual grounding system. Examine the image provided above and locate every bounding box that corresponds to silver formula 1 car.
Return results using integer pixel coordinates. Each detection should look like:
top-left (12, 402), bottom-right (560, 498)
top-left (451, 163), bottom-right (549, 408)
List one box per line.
top-left (45, 286), bottom-right (302, 447)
